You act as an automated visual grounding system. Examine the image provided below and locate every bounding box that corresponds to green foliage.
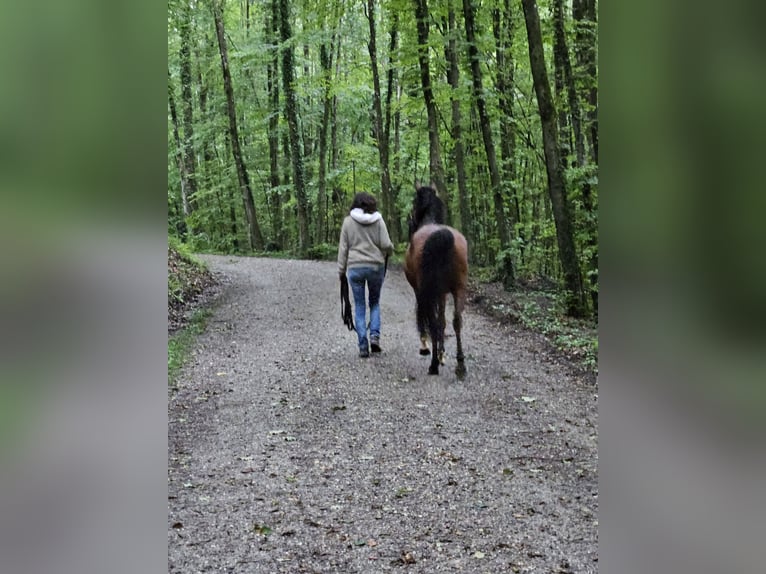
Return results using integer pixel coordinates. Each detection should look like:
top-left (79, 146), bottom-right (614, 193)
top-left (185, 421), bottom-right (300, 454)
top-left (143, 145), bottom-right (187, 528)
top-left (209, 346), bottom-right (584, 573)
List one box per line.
top-left (168, 238), bottom-right (213, 309)
top-left (167, 0), bottom-right (597, 316)
top-left (472, 265), bottom-right (496, 284)
top-left (514, 293), bottom-right (598, 372)
top-left (494, 248), bottom-right (516, 290)
top-left (168, 235), bottom-right (197, 262)
top-left (305, 243), bottom-right (336, 261)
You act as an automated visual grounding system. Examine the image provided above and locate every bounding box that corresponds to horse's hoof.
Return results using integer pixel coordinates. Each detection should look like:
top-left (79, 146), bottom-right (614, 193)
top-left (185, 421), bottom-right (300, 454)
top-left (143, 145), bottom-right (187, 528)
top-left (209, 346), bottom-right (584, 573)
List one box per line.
top-left (428, 365), bottom-right (439, 375)
top-left (420, 349), bottom-right (431, 356)
top-left (455, 363), bottom-right (467, 379)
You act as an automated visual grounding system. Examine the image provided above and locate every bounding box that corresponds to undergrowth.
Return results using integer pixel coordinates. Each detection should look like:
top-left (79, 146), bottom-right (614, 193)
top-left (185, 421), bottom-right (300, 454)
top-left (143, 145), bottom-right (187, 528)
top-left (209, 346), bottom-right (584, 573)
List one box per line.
top-left (514, 294), bottom-right (597, 372)
top-left (168, 238), bottom-right (217, 385)
top-left (471, 268), bottom-right (598, 373)
top-left (168, 308), bottom-right (211, 387)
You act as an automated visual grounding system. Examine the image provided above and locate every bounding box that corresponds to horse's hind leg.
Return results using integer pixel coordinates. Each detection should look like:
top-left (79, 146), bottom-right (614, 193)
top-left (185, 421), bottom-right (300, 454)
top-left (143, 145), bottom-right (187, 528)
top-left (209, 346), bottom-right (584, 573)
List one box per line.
top-left (453, 291), bottom-right (466, 377)
top-left (428, 319), bottom-right (441, 375)
top-left (419, 332), bottom-right (430, 355)
top-left (416, 302), bottom-right (431, 355)
top-left (437, 295), bottom-right (447, 365)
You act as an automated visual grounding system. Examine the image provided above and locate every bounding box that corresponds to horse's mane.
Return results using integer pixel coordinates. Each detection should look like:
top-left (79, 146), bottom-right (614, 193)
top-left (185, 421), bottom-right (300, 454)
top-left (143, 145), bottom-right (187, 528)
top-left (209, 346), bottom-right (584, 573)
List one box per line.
top-left (409, 185), bottom-right (446, 237)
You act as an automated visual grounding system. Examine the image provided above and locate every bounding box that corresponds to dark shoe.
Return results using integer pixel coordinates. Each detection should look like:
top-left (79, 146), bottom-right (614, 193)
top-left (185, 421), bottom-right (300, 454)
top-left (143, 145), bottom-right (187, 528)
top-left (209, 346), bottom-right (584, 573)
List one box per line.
top-left (370, 340), bottom-right (382, 353)
top-left (359, 348), bottom-right (370, 358)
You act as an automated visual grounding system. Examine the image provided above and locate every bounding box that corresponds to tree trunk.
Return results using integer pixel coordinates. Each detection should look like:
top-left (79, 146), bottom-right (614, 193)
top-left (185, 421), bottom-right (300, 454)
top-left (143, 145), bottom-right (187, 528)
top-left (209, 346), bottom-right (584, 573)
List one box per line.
top-left (493, 1), bottom-right (523, 238)
top-left (463, 0), bottom-right (512, 266)
top-left (168, 71), bottom-right (191, 223)
top-left (221, 132), bottom-right (241, 248)
top-left (366, 0), bottom-right (393, 234)
top-left (178, 4), bottom-right (198, 215)
top-left (279, 0), bottom-right (310, 254)
top-left (330, 33), bottom-right (344, 236)
top-left (555, 0), bottom-right (597, 316)
top-left (267, 0), bottom-right (283, 249)
top-left (553, 0), bottom-right (585, 169)
top-left (444, 3), bottom-right (470, 241)
top-left (302, 43), bottom-right (314, 194)
top-left (392, 82), bottom-right (403, 241)
top-left (552, 16), bottom-right (572, 168)
top-left (213, 0), bottom-right (265, 251)
top-left (317, 34), bottom-right (335, 245)
top-left (573, 0), bottom-right (598, 164)
top-left (521, 0), bottom-right (586, 317)
top-left (281, 128), bottom-right (293, 249)
top-left (413, 0), bottom-right (450, 222)
top-left (384, 13), bottom-right (401, 243)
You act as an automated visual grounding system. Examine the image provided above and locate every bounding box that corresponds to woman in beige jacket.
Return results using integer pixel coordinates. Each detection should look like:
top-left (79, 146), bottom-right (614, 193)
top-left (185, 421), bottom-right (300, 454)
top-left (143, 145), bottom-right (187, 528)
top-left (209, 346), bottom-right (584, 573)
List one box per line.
top-left (337, 192), bottom-right (395, 357)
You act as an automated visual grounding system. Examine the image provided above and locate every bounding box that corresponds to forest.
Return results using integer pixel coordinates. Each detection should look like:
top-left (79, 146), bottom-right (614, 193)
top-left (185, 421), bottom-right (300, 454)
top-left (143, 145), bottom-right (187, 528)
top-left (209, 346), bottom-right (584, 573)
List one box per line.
top-left (167, 0), bottom-right (597, 318)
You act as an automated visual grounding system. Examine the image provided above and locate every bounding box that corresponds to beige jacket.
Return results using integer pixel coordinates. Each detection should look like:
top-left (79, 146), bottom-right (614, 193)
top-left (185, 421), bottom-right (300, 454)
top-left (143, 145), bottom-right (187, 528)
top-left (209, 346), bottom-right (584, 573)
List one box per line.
top-left (337, 209), bottom-right (394, 274)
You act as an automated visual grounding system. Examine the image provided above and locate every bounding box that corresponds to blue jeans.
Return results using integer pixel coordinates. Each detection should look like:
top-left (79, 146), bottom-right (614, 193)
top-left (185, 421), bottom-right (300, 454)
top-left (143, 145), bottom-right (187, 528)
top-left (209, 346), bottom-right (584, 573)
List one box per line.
top-left (346, 266), bottom-right (385, 351)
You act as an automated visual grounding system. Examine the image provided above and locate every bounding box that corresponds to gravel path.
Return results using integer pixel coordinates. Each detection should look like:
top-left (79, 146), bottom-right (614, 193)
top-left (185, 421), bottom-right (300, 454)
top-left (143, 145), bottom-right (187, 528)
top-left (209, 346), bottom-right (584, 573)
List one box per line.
top-left (168, 255), bottom-right (598, 573)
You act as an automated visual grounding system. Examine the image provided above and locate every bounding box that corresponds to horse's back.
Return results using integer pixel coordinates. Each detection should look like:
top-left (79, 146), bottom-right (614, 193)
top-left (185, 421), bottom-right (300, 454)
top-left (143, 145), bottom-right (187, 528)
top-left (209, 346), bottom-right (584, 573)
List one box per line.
top-left (415, 224), bottom-right (467, 263)
top-left (408, 223), bottom-right (468, 289)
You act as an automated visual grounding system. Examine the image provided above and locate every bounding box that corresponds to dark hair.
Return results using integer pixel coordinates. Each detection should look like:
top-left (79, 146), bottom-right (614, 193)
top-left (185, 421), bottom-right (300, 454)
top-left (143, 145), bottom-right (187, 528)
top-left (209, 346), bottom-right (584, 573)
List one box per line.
top-left (351, 192), bottom-right (378, 214)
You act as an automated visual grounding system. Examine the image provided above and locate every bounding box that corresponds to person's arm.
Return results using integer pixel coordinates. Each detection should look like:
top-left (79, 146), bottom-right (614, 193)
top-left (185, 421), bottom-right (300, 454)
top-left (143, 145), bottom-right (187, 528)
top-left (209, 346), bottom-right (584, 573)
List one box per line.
top-left (337, 221), bottom-right (349, 277)
top-left (378, 219), bottom-right (394, 256)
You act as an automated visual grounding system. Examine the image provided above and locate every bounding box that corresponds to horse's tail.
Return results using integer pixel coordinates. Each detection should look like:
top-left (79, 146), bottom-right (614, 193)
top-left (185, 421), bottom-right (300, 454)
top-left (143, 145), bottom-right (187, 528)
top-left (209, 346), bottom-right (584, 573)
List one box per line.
top-left (416, 228), bottom-right (454, 335)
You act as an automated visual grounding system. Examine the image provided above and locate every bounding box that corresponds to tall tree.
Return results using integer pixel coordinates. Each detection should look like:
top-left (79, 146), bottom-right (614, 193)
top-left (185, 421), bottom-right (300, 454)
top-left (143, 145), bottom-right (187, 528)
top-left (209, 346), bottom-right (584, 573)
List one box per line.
top-left (384, 12), bottom-right (401, 243)
top-left (573, 0), bottom-right (597, 164)
top-left (267, 0), bottom-right (283, 248)
top-left (463, 0), bottom-right (512, 273)
top-left (444, 2), bottom-right (470, 239)
top-left (492, 0), bottom-right (522, 237)
top-left (554, 0), bottom-right (597, 315)
top-left (279, 0), bottom-right (310, 254)
top-left (213, 0), bottom-right (265, 250)
top-left (330, 35), bottom-right (343, 235)
top-left (178, 2), bottom-right (198, 216)
top-left (317, 0), bottom-right (340, 244)
top-left (521, 0), bottom-right (586, 316)
top-left (168, 70), bottom-right (191, 222)
top-left (553, 0), bottom-right (586, 169)
top-left (365, 0), bottom-right (394, 233)
top-left (413, 0), bottom-right (450, 222)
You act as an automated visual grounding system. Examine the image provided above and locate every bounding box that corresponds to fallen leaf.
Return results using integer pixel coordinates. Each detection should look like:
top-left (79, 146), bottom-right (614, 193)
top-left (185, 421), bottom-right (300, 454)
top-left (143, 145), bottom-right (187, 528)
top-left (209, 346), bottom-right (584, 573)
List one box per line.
top-left (473, 551), bottom-right (485, 559)
top-left (252, 524), bottom-right (272, 536)
top-left (521, 396), bottom-right (536, 403)
top-left (401, 552), bottom-right (416, 564)
top-left (171, 522), bottom-right (183, 529)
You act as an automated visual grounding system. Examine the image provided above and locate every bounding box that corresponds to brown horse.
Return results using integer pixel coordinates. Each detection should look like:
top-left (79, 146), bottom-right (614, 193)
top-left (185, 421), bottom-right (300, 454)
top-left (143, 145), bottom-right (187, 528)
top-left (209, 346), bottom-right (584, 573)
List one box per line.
top-left (404, 184), bottom-right (469, 377)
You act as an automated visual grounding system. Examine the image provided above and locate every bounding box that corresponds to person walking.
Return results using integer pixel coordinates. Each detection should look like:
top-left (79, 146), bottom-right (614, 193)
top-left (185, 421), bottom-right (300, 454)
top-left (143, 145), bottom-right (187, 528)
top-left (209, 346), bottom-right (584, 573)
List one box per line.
top-left (337, 192), bottom-right (395, 358)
